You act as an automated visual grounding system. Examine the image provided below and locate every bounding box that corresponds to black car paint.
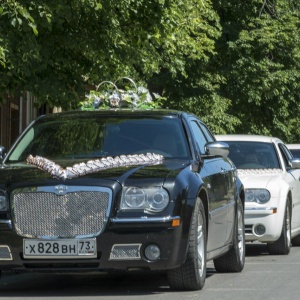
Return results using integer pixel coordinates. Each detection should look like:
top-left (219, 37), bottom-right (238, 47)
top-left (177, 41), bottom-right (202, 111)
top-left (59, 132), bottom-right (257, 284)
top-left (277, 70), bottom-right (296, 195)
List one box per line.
top-left (0, 110), bottom-right (243, 273)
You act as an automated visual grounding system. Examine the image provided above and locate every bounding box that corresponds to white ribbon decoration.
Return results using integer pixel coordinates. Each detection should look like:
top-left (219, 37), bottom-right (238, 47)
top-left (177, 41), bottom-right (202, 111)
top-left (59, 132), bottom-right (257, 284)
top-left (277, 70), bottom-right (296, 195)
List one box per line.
top-left (26, 153), bottom-right (164, 180)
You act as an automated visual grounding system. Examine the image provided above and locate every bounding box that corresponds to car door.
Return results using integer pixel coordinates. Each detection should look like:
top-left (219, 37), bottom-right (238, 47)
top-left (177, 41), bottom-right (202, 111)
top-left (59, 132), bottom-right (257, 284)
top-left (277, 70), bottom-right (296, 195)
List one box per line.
top-left (189, 119), bottom-right (231, 251)
top-left (278, 143), bottom-right (300, 232)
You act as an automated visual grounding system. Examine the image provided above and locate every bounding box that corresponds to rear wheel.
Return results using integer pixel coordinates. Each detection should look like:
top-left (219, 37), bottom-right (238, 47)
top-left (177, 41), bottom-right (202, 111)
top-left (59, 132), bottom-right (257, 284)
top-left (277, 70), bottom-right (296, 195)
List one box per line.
top-left (267, 200), bottom-right (291, 255)
top-left (213, 197), bottom-right (245, 272)
top-left (167, 198), bottom-right (207, 290)
top-left (292, 234), bottom-right (300, 246)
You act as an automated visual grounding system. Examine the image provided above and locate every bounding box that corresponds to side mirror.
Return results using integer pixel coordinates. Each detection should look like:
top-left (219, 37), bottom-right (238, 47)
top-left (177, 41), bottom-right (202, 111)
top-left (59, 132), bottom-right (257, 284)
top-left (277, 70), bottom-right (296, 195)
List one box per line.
top-left (290, 158), bottom-right (300, 169)
top-left (205, 141), bottom-right (229, 158)
top-left (0, 146), bottom-right (6, 162)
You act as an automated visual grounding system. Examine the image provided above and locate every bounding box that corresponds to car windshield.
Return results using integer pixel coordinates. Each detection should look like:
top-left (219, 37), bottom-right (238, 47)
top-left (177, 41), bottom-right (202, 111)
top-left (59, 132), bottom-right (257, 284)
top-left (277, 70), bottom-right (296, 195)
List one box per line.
top-left (224, 141), bottom-right (280, 169)
top-left (289, 149), bottom-right (300, 159)
top-left (7, 115), bottom-right (191, 162)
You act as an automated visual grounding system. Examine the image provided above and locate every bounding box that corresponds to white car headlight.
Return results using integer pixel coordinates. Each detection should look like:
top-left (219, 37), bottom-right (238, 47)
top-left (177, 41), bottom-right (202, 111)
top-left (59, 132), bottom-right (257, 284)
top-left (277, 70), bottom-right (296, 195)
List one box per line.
top-left (245, 189), bottom-right (270, 204)
top-left (121, 187), bottom-right (169, 212)
top-left (0, 190), bottom-right (8, 211)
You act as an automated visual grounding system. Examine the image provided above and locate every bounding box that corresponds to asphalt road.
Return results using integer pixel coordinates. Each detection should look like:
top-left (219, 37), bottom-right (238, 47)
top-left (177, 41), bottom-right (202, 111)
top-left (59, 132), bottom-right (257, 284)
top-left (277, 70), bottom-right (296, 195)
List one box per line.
top-left (1, 243), bottom-right (300, 300)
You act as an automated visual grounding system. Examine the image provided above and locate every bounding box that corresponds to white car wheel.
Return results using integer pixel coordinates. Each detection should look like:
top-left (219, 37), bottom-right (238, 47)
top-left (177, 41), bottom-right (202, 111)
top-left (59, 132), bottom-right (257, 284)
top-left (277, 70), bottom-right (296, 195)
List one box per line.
top-left (267, 200), bottom-right (291, 255)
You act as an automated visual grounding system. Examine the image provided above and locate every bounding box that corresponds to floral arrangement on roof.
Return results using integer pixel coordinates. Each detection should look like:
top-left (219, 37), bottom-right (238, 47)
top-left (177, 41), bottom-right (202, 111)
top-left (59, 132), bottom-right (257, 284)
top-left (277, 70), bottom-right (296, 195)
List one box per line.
top-left (80, 77), bottom-right (165, 110)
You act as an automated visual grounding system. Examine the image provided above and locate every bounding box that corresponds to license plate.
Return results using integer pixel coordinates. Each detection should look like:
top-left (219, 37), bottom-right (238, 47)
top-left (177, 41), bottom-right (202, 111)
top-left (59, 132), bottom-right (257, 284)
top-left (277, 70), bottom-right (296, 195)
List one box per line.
top-left (23, 239), bottom-right (97, 259)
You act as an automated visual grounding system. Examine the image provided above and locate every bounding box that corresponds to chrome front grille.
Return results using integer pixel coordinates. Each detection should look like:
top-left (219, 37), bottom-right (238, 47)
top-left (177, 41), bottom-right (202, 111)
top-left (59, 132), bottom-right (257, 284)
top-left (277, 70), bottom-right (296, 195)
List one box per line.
top-left (12, 186), bottom-right (112, 238)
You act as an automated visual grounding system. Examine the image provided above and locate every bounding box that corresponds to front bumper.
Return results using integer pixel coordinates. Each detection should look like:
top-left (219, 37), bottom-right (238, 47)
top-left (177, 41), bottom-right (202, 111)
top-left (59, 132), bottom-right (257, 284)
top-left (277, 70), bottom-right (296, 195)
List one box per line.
top-left (0, 216), bottom-right (188, 272)
top-left (244, 207), bottom-right (282, 242)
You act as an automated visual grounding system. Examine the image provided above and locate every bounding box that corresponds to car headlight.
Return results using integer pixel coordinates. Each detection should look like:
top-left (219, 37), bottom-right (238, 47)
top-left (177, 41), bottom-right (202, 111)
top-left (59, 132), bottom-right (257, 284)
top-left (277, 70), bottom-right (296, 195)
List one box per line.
top-left (121, 187), bottom-right (169, 212)
top-left (0, 190), bottom-right (8, 211)
top-left (245, 189), bottom-right (270, 204)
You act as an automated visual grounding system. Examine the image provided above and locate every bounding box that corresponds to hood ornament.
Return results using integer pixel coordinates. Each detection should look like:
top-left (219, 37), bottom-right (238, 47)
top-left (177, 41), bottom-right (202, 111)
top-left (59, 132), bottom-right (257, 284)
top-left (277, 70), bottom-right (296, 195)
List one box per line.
top-left (26, 153), bottom-right (164, 180)
top-left (55, 185), bottom-right (68, 195)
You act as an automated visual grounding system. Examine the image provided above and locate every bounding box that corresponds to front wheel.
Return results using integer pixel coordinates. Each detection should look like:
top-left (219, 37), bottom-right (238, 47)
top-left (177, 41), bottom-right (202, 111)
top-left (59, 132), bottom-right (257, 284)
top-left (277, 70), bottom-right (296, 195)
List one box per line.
top-left (167, 198), bottom-right (207, 290)
top-left (213, 197), bottom-right (245, 272)
top-left (267, 200), bottom-right (291, 255)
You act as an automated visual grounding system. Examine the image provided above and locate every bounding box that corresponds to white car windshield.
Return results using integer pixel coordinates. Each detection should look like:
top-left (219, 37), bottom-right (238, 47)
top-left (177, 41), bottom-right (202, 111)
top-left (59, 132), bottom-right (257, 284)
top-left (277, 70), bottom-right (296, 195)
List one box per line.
top-left (225, 141), bottom-right (280, 169)
top-left (289, 149), bottom-right (300, 159)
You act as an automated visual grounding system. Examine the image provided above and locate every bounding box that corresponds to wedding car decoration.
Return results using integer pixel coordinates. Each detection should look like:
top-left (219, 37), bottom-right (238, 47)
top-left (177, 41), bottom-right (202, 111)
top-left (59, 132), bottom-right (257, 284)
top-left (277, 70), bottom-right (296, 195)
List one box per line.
top-left (80, 77), bottom-right (164, 110)
top-left (26, 153), bottom-right (164, 180)
top-left (0, 109), bottom-right (245, 291)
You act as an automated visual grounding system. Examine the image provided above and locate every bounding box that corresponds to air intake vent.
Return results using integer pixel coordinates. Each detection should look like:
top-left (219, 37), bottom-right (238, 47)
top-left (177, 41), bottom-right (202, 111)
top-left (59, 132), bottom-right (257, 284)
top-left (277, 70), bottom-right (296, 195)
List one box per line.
top-left (0, 246), bottom-right (12, 260)
top-left (110, 244), bottom-right (141, 260)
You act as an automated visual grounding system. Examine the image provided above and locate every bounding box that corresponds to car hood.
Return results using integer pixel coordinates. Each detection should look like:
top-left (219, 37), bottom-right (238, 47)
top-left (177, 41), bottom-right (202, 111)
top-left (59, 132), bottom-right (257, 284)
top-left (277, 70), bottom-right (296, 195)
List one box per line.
top-left (0, 158), bottom-right (190, 189)
top-left (237, 168), bottom-right (283, 188)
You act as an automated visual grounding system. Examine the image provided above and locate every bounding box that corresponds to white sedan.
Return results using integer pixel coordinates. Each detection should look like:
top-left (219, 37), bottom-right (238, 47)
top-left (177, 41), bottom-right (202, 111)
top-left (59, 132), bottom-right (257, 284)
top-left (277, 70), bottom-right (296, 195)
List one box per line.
top-left (216, 134), bottom-right (300, 254)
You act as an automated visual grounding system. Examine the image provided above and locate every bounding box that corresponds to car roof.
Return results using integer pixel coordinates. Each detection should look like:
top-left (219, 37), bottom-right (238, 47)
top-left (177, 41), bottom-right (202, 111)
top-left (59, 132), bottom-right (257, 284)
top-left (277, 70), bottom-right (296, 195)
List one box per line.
top-left (215, 134), bottom-right (283, 144)
top-left (35, 109), bottom-right (198, 122)
top-left (286, 144), bottom-right (300, 149)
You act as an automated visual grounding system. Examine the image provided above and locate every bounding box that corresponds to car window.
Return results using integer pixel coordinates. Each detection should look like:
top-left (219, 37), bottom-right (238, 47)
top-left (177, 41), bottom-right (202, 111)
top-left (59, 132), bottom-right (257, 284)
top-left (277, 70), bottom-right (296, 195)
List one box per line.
top-left (278, 144), bottom-right (293, 169)
top-left (289, 149), bottom-right (300, 158)
top-left (7, 116), bottom-right (191, 162)
top-left (199, 123), bottom-right (214, 142)
top-left (224, 141), bottom-right (280, 169)
top-left (190, 121), bottom-right (208, 154)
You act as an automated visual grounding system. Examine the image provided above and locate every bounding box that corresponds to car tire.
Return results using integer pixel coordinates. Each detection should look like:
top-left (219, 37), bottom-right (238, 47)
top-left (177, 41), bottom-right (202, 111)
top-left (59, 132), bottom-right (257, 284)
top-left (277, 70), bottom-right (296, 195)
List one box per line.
top-left (213, 197), bottom-right (245, 272)
top-left (291, 234), bottom-right (300, 246)
top-left (167, 198), bottom-right (206, 290)
top-left (267, 200), bottom-right (291, 255)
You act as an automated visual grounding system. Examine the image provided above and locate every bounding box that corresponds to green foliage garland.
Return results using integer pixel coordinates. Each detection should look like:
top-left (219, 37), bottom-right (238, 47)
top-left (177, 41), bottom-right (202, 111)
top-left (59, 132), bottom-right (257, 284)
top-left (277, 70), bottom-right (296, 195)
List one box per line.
top-left (79, 78), bottom-right (165, 110)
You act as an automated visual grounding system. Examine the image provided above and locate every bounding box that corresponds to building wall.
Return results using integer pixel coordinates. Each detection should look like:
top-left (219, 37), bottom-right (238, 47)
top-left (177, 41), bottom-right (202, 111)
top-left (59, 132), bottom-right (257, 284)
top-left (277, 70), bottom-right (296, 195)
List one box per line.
top-left (0, 92), bottom-right (53, 150)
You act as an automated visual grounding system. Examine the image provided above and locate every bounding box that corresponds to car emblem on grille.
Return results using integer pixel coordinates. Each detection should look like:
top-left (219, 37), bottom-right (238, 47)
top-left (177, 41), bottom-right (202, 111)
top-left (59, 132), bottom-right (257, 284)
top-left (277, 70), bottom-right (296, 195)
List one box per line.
top-left (54, 185), bottom-right (68, 195)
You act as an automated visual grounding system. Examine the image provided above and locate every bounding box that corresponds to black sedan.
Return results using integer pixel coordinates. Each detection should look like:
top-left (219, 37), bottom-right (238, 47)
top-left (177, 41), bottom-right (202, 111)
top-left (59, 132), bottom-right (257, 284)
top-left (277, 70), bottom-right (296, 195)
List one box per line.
top-left (0, 109), bottom-right (245, 290)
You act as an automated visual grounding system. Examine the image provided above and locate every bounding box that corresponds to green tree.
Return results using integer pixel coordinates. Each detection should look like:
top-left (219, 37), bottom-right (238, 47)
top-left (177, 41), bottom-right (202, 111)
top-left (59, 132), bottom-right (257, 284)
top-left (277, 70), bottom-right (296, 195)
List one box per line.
top-left (145, 0), bottom-right (241, 134)
top-left (0, 0), bottom-right (223, 113)
top-left (214, 0), bottom-right (300, 142)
